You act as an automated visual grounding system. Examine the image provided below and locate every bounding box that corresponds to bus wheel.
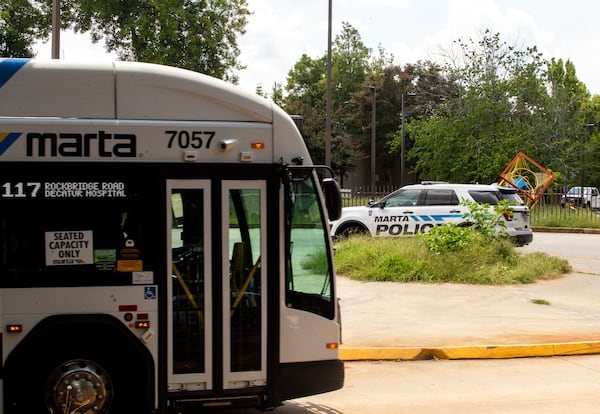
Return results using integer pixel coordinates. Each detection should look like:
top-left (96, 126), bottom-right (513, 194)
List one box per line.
top-left (44, 359), bottom-right (113, 414)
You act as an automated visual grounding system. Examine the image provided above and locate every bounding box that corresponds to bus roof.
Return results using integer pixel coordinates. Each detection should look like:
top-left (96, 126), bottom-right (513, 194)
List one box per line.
top-left (0, 59), bottom-right (272, 122)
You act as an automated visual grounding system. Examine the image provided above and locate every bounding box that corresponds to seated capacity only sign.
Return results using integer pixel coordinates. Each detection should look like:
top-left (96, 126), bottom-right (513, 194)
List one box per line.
top-left (45, 230), bottom-right (93, 266)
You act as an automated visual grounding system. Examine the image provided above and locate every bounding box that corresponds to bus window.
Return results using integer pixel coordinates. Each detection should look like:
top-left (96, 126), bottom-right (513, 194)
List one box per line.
top-left (227, 187), bottom-right (264, 373)
top-left (0, 169), bottom-right (154, 287)
top-left (285, 171), bottom-right (335, 319)
top-left (171, 188), bottom-right (206, 374)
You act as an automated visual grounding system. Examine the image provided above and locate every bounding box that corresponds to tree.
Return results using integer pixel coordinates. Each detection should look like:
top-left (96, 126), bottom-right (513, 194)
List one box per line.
top-left (581, 95), bottom-right (600, 186)
top-left (539, 58), bottom-right (590, 185)
top-left (1, 0), bottom-right (51, 57)
top-left (331, 22), bottom-right (371, 105)
top-left (408, 30), bottom-right (552, 184)
top-left (5, 0), bottom-right (249, 81)
top-left (387, 60), bottom-right (461, 184)
top-left (283, 23), bottom-right (370, 181)
top-left (354, 64), bottom-right (412, 185)
top-left (62, 0), bottom-right (250, 81)
top-left (284, 53), bottom-right (327, 158)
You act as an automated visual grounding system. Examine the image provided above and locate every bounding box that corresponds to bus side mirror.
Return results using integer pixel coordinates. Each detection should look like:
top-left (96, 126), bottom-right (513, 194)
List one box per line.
top-left (322, 178), bottom-right (342, 221)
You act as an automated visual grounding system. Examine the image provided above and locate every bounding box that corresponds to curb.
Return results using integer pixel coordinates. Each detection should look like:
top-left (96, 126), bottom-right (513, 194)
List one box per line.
top-left (338, 229), bottom-right (600, 362)
top-left (340, 341), bottom-right (600, 361)
top-left (532, 226), bottom-right (600, 234)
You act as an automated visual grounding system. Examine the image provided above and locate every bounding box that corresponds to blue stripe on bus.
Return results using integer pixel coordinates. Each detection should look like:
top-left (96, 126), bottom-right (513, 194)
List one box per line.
top-left (0, 58), bottom-right (29, 88)
top-left (0, 132), bottom-right (22, 156)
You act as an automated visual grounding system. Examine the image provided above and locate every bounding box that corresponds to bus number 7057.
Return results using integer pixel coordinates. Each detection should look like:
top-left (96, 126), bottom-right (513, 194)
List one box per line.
top-left (165, 130), bottom-right (215, 149)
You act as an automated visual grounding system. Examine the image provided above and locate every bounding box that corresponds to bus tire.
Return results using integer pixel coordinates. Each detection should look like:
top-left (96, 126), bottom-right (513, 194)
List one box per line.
top-left (8, 343), bottom-right (151, 414)
top-left (44, 358), bottom-right (114, 413)
top-left (4, 316), bottom-right (154, 413)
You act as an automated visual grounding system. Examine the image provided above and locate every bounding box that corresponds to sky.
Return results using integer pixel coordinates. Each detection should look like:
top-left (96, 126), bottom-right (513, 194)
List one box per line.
top-left (33, 0), bottom-right (600, 95)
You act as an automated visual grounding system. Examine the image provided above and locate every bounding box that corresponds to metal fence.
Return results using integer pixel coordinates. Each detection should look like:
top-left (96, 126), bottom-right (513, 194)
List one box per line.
top-left (340, 186), bottom-right (396, 207)
top-left (339, 186), bottom-right (600, 226)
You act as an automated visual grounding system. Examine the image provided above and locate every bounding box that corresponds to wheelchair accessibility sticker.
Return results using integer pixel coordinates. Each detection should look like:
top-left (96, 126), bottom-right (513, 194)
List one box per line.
top-left (144, 286), bottom-right (157, 300)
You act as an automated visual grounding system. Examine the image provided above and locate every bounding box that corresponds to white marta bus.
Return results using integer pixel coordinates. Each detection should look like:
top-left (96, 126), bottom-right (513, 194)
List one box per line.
top-left (0, 58), bottom-right (343, 413)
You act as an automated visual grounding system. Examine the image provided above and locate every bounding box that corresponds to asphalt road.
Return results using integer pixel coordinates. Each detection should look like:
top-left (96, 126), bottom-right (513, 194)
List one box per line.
top-left (225, 355), bottom-right (600, 414)
top-left (521, 231), bottom-right (600, 275)
top-left (289, 355), bottom-right (600, 414)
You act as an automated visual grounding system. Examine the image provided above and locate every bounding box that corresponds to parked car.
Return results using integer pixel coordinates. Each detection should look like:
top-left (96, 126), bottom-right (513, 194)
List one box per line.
top-left (560, 186), bottom-right (600, 209)
top-left (330, 182), bottom-right (533, 246)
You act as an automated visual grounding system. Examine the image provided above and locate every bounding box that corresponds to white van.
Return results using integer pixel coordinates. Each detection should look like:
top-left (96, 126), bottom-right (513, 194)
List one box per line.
top-left (561, 186), bottom-right (600, 209)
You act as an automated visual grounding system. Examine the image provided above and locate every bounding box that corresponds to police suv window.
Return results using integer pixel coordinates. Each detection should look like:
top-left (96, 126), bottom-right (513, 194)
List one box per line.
top-left (384, 189), bottom-right (421, 207)
top-left (423, 190), bottom-right (459, 206)
top-left (468, 190), bottom-right (501, 205)
top-left (499, 191), bottom-right (524, 205)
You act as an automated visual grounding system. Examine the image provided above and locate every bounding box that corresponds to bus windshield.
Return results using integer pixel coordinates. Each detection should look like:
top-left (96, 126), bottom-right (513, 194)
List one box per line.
top-left (285, 169), bottom-right (335, 319)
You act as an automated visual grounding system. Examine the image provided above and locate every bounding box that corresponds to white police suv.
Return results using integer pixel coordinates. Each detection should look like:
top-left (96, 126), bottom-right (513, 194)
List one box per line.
top-left (330, 182), bottom-right (533, 246)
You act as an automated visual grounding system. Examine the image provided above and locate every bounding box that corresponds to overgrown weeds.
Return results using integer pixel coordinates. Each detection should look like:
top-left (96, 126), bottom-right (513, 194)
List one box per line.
top-left (334, 200), bottom-right (571, 284)
top-left (334, 235), bottom-right (570, 284)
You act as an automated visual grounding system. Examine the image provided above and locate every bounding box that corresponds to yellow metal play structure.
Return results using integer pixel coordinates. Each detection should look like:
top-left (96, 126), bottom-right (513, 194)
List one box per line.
top-left (497, 152), bottom-right (555, 208)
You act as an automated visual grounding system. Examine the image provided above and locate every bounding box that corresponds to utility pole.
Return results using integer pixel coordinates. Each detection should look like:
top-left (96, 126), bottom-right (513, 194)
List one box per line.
top-left (325, 0), bottom-right (332, 168)
top-left (364, 86), bottom-right (376, 190)
top-left (581, 123), bottom-right (596, 206)
top-left (400, 92), bottom-right (416, 186)
top-left (52, 0), bottom-right (60, 59)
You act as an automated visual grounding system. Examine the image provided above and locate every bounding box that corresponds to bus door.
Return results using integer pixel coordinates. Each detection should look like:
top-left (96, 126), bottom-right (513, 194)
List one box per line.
top-left (167, 179), bottom-right (267, 393)
top-left (167, 180), bottom-right (213, 390)
top-left (222, 181), bottom-right (267, 389)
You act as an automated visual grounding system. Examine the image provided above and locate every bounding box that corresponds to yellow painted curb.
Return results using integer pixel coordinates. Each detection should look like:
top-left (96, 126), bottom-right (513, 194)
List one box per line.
top-left (340, 341), bottom-right (600, 361)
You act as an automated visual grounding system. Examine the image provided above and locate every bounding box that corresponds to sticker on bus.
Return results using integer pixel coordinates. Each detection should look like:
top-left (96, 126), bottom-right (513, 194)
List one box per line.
top-left (45, 230), bottom-right (93, 266)
top-left (94, 249), bottom-right (117, 271)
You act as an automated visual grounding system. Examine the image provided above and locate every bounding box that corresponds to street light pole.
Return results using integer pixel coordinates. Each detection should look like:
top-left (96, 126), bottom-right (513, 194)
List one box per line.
top-left (581, 132), bottom-right (585, 206)
top-left (400, 92), bottom-right (416, 186)
top-left (581, 123), bottom-right (596, 206)
top-left (401, 93), bottom-right (405, 186)
top-left (52, 0), bottom-right (60, 59)
top-left (365, 86), bottom-right (376, 190)
top-left (325, 0), bottom-right (332, 168)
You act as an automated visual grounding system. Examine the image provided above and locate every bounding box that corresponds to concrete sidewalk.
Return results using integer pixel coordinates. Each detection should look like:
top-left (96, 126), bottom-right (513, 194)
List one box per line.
top-left (337, 273), bottom-right (600, 361)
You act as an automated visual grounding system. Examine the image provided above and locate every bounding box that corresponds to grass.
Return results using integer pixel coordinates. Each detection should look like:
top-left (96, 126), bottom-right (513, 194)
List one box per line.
top-left (334, 235), bottom-right (571, 285)
top-left (531, 205), bottom-right (600, 228)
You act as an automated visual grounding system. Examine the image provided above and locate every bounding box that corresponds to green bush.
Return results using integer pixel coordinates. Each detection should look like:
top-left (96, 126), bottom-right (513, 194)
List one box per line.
top-left (420, 223), bottom-right (473, 253)
top-left (334, 235), bottom-right (570, 285)
top-left (334, 200), bottom-right (571, 285)
top-left (420, 199), bottom-right (512, 253)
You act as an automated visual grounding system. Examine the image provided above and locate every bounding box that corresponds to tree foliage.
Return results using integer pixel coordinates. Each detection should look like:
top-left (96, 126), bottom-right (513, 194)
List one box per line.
top-left (386, 61), bottom-right (460, 182)
top-left (2, 0), bottom-right (249, 81)
top-left (283, 22), bottom-right (371, 180)
top-left (1, 0), bottom-right (51, 57)
top-left (406, 30), bottom-right (592, 185)
top-left (538, 58), bottom-right (591, 182)
top-left (63, 0), bottom-right (250, 81)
